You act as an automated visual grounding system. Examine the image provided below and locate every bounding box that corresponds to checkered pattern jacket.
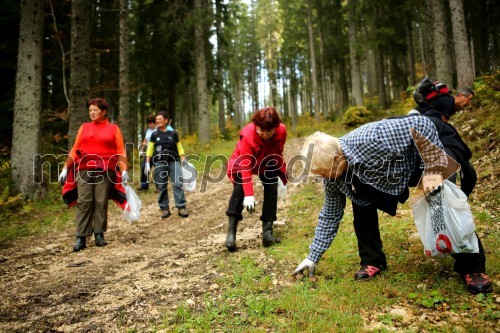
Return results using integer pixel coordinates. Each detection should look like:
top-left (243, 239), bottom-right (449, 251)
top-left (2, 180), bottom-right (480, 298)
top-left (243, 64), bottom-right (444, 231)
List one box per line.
top-left (308, 116), bottom-right (447, 263)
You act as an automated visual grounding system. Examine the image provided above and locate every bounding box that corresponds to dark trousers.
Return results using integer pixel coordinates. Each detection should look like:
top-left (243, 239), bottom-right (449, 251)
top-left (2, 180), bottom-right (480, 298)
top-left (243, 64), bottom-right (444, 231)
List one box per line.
top-left (352, 176), bottom-right (486, 274)
top-left (226, 172), bottom-right (278, 222)
top-left (444, 147), bottom-right (477, 197)
top-left (140, 155), bottom-right (149, 189)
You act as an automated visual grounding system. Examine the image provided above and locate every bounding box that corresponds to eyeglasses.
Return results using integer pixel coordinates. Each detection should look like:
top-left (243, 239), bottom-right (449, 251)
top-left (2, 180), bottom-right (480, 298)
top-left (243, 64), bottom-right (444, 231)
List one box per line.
top-left (256, 128), bottom-right (275, 135)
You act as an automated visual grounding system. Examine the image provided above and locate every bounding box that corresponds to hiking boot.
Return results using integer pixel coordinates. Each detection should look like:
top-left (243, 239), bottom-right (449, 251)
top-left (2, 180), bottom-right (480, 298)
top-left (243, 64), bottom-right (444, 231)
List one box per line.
top-left (262, 221), bottom-right (281, 247)
top-left (354, 265), bottom-right (383, 281)
top-left (94, 233), bottom-right (107, 247)
top-left (178, 207), bottom-right (189, 218)
top-left (225, 216), bottom-right (238, 252)
top-left (73, 236), bottom-right (86, 252)
top-left (463, 273), bottom-right (493, 294)
top-left (161, 208), bottom-right (171, 219)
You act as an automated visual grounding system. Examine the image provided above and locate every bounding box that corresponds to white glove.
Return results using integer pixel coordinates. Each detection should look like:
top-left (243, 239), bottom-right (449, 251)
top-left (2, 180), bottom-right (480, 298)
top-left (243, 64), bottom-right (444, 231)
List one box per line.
top-left (277, 177), bottom-right (287, 199)
top-left (292, 258), bottom-right (317, 277)
top-left (121, 171), bottom-right (130, 184)
top-left (243, 196), bottom-right (255, 213)
top-left (144, 163), bottom-right (151, 177)
top-left (58, 168), bottom-right (68, 184)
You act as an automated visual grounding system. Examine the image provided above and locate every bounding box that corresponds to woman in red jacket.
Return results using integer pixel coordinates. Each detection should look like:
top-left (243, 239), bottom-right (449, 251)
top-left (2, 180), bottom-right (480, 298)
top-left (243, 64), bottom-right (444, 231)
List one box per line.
top-left (58, 98), bottom-right (129, 252)
top-left (225, 107), bottom-right (287, 251)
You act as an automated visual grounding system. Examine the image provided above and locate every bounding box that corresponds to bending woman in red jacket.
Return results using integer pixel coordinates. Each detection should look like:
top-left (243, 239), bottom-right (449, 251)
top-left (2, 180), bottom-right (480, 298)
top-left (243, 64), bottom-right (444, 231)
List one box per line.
top-left (58, 98), bottom-right (129, 252)
top-left (225, 107), bottom-right (287, 251)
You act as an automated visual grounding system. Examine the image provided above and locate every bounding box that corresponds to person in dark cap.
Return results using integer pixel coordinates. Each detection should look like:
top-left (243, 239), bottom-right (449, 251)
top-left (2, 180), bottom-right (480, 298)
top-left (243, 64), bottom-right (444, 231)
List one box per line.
top-left (414, 87), bottom-right (474, 120)
top-left (416, 90), bottom-right (491, 294)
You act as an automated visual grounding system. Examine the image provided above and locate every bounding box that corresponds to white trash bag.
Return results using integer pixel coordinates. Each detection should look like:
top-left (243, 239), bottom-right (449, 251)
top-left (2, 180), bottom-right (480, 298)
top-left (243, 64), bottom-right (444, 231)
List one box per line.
top-left (123, 185), bottom-right (142, 223)
top-left (181, 160), bottom-right (197, 192)
top-left (412, 180), bottom-right (479, 257)
top-left (277, 177), bottom-right (287, 200)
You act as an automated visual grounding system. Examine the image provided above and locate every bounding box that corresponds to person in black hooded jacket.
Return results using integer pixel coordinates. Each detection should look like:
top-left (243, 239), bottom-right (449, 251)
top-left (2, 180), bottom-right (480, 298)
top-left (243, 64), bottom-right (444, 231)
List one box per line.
top-left (411, 92), bottom-right (491, 294)
top-left (417, 94), bottom-right (477, 196)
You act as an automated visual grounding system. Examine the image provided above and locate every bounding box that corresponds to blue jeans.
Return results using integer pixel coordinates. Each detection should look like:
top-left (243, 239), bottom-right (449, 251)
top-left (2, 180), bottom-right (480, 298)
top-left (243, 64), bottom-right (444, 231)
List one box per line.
top-left (153, 161), bottom-right (186, 209)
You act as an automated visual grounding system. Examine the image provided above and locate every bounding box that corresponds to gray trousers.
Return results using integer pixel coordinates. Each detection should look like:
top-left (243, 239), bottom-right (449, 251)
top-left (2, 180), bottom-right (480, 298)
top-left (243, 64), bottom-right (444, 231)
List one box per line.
top-left (75, 170), bottom-right (114, 236)
top-left (153, 161), bottom-right (186, 210)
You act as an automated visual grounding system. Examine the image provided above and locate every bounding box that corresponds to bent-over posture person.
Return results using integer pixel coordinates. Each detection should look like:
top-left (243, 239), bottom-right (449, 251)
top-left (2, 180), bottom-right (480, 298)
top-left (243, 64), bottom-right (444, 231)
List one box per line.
top-left (292, 115), bottom-right (492, 294)
top-left (225, 107), bottom-right (287, 251)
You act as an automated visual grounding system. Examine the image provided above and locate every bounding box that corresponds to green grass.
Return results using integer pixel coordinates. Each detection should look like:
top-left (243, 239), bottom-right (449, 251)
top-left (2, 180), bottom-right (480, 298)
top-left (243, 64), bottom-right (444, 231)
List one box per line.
top-left (0, 184), bottom-right (74, 246)
top-left (155, 180), bottom-right (498, 332)
top-left (1, 76), bottom-right (499, 331)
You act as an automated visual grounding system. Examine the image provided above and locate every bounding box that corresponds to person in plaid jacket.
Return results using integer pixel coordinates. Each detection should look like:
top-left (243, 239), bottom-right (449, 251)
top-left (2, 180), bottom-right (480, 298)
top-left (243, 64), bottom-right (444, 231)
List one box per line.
top-left (292, 115), bottom-right (492, 294)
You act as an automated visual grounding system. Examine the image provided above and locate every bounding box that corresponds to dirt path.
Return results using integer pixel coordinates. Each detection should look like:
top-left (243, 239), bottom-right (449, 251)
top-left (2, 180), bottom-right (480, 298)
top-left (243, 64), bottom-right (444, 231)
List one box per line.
top-left (0, 138), bottom-right (305, 332)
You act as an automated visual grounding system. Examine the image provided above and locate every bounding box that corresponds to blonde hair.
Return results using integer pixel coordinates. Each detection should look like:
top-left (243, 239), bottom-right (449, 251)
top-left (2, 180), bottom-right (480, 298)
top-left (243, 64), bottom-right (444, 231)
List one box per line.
top-left (301, 132), bottom-right (342, 173)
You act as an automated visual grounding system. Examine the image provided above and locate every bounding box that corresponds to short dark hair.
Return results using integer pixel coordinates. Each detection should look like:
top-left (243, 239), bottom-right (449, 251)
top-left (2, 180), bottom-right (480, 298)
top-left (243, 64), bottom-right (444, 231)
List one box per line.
top-left (88, 98), bottom-right (109, 112)
top-left (155, 111), bottom-right (168, 119)
top-left (456, 87), bottom-right (474, 97)
top-left (146, 115), bottom-right (156, 123)
top-left (251, 107), bottom-right (281, 130)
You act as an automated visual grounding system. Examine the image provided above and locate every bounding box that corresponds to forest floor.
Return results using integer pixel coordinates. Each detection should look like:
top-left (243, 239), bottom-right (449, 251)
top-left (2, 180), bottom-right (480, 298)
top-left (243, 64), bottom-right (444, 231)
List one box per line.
top-left (0, 138), bottom-right (307, 332)
top-left (0, 137), bottom-right (498, 332)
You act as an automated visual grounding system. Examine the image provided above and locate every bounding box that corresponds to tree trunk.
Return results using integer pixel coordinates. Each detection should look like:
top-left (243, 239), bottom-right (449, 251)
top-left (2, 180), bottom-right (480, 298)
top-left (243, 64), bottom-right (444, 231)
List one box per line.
top-left (233, 71), bottom-right (244, 129)
top-left (375, 48), bottom-right (387, 108)
top-left (119, 0), bottom-right (132, 161)
top-left (424, 0), bottom-right (436, 78)
top-left (68, 0), bottom-right (90, 149)
top-left (215, 0), bottom-right (227, 138)
top-left (449, 0), bottom-right (474, 87)
top-left (432, 0), bottom-right (453, 85)
top-left (307, 0), bottom-right (320, 122)
top-left (11, 0), bottom-right (46, 200)
top-left (348, 1), bottom-right (363, 106)
top-left (194, 0), bottom-right (210, 145)
top-left (405, 20), bottom-right (416, 86)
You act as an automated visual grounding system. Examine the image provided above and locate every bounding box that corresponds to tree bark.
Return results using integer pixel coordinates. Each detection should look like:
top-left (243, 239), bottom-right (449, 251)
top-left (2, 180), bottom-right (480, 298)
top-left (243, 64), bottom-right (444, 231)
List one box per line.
top-left (405, 20), bottom-right (416, 85)
top-left (307, 0), bottom-right (320, 122)
top-left (11, 0), bottom-right (46, 200)
top-left (423, 0), bottom-right (436, 78)
top-left (215, 0), bottom-right (227, 138)
top-left (348, 1), bottom-right (363, 106)
top-left (119, 0), bottom-right (132, 161)
top-left (194, 0), bottom-right (210, 144)
top-left (68, 0), bottom-right (90, 149)
top-left (432, 0), bottom-right (453, 85)
top-left (375, 48), bottom-right (387, 108)
top-left (449, 0), bottom-right (474, 87)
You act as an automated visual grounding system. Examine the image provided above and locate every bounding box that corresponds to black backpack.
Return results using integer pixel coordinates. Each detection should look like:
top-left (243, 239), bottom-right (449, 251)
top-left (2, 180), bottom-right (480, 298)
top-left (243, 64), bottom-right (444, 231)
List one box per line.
top-left (413, 77), bottom-right (450, 105)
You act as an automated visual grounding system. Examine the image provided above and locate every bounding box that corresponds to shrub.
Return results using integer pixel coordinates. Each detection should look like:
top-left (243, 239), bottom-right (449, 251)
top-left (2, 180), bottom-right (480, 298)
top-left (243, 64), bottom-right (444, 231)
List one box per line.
top-left (341, 106), bottom-right (373, 128)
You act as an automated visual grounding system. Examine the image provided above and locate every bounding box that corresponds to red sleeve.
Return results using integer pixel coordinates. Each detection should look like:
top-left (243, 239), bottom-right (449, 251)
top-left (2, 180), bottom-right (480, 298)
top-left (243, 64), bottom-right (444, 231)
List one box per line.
top-left (115, 126), bottom-right (128, 172)
top-left (65, 125), bottom-right (84, 168)
top-left (237, 136), bottom-right (256, 197)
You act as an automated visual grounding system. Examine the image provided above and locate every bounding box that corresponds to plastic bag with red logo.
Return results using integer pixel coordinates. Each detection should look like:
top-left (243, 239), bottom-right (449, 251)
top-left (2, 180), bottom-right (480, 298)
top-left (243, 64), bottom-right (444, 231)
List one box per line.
top-left (123, 185), bottom-right (142, 223)
top-left (411, 180), bottom-right (479, 257)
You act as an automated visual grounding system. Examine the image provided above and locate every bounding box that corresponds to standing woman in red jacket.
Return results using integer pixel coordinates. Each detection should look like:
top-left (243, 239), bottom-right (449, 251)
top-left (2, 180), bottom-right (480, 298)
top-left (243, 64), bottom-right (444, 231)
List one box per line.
top-left (58, 98), bottom-right (129, 252)
top-left (225, 107), bottom-right (287, 251)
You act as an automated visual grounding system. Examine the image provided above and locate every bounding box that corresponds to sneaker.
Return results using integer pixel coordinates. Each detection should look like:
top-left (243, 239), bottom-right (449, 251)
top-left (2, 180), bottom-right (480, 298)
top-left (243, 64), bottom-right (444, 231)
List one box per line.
top-left (463, 273), bottom-right (493, 294)
top-left (161, 209), bottom-right (171, 219)
top-left (178, 207), bottom-right (189, 218)
top-left (354, 265), bottom-right (383, 281)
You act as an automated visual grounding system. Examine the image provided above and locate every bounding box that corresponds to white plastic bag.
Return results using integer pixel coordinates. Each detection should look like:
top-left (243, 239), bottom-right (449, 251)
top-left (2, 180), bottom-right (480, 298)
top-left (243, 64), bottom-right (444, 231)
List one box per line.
top-left (412, 180), bottom-right (479, 257)
top-left (277, 177), bottom-right (287, 200)
top-left (181, 160), bottom-right (197, 192)
top-left (122, 185), bottom-right (142, 223)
